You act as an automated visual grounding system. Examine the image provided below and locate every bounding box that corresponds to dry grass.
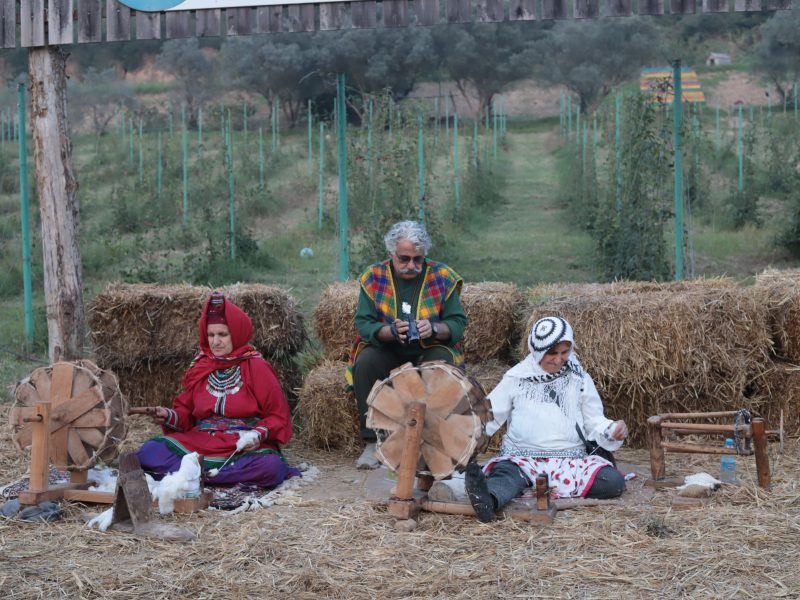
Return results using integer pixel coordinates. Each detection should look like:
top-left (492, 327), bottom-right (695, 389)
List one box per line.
top-left (294, 360), bottom-right (360, 452)
top-left (521, 286), bottom-right (774, 447)
top-left (1, 413), bottom-right (798, 599)
top-left (460, 282), bottom-right (524, 363)
top-left (754, 268), bottom-right (800, 363)
top-left (88, 282), bottom-right (307, 367)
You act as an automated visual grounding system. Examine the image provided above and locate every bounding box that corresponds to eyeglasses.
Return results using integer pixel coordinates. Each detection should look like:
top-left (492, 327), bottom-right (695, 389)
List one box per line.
top-left (395, 254), bottom-right (425, 265)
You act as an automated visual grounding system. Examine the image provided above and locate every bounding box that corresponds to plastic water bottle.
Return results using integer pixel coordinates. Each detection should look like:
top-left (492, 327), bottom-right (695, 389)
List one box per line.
top-left (719, 438), bottom-right (737, 484)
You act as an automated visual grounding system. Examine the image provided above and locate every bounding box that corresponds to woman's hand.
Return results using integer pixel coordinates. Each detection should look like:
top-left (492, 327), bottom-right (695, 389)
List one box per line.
top-left (610, 420), bottom-right (628, 441)
top-left (241, 438), bottom-right (261, 452)
top-left (150, 407), bottom-right (169, 426)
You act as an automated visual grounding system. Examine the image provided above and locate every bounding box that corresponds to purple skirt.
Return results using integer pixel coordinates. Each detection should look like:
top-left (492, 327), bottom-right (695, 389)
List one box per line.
top-left (137, 439), bottom-right (301, 488)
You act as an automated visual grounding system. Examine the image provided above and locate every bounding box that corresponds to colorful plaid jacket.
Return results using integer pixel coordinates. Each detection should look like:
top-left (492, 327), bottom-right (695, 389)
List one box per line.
top-left (345, 259), bottom-right (465, 387)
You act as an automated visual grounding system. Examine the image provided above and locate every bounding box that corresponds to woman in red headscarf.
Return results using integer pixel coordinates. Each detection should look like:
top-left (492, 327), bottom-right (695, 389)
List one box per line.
top-left (136, 293), bottom-right (300, 487)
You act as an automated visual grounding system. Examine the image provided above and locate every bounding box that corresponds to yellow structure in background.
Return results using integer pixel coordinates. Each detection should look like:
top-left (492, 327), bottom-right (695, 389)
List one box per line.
top-left (640, 67), bottom-right (706, 104)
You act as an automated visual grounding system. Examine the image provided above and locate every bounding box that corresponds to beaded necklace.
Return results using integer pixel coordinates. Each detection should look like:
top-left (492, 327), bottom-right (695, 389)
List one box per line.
top-left (207, 365), bottom-right (243, 415)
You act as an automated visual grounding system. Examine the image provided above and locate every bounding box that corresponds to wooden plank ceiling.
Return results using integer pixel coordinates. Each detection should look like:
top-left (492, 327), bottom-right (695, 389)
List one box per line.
top-left (0, 0), bottom-right (793, 49)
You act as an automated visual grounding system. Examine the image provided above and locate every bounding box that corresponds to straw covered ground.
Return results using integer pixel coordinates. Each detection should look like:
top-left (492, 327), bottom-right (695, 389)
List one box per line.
top-left (1, 414), bottom-right (799, 599)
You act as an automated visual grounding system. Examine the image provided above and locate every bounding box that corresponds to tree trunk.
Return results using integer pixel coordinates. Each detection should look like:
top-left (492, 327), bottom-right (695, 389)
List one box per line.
top-left (28, 47), bottom-right (86, 363)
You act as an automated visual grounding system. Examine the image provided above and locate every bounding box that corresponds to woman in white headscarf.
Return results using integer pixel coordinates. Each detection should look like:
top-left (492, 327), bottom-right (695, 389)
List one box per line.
top-left (465, 316), bottom-right (628, 522)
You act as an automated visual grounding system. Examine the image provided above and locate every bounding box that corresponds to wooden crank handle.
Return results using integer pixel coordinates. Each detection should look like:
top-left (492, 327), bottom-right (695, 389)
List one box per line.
top-left (127, 407), bottom-right (159, 415)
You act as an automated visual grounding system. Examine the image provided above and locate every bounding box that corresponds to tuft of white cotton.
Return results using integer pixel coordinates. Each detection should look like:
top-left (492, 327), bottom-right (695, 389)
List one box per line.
top-left (86, 507), bottom-right (114, 532)
top-left (236, 430), bottom-right (260, 452)
top-left (154, 452), bottom-right (202, 515)
top-left (87, 467), bottom-right (118, 493)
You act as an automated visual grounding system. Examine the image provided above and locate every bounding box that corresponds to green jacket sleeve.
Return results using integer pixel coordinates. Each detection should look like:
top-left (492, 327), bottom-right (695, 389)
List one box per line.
top-left (354, 287), bottom-right (388, 345)
top-left (440, 290), bottom-right (467, 345)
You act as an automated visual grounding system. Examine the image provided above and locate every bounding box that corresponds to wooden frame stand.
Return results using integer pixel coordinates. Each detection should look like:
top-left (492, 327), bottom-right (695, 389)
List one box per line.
top-left (18, 402), bottom-right (114, 505)
top-left (647, 411), bottom-right (772, 489)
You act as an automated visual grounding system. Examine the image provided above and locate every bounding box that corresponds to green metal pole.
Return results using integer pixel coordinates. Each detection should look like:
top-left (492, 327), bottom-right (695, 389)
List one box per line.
top-left (271, 101), bottom-right (277, 153)
top-left (388, 96), bottom-right (393, 139)
top-left (138, 119), bottom-right (144, 184)
top-left (738, 104), bottom-right (744, 193)
top-left (308, 99), bottom-right (313, 174)
top-left (243, 101), bottom-right (248, 141)
top-left (259, 127), bottom-right (265, 191)
top-left (434, 96), bottom-right (440, 146)
top-left (276, 97), bottom-right (280, 148)
top-left (567, 95), bottom-right (572, 140)
top-left (560, 91), bottom-right (564, 135)
top-left (367, 97), bottom-right (373, 190)
top-left (445, 94), bottom-right (449, 142)
top-left (319, 121), bottom-right (325, 230)
top-left (157, 131), bottom-right (163, 200)
top-left (336, 74), bottom-right (349, 281)
top-left (795, 82), bottom-right (798, 117)
top-left (227, 112), bottom-right (236, 259)
top-left (182, 105), bottom-right (188, 224)
top-left (582, 122), bottom-right (587, 172)
top-left (615, 93), bottom-right (621, 212)
top-left (472, 118), bottom-right (478, 168)
top-left (17, 84), bottom-right (33, 348)
top-left (715, 103), bottom-right (720, 150)
top-left (168, 105), bottom-right (173, 138)
top-left (198, 106), bottom-right (203, 147)
top-left (418, 116), bottom-right (425, 223)
top-left (673, 60), bottom-right (684, 282)
top-left (129, 119), bottom-right (134, 167)
top-left (576, 105), bottom-right (581, 152)
top-left (492, 100), bottom-right (497, 160)
top-left (454, 112), bottom-right (460, 219)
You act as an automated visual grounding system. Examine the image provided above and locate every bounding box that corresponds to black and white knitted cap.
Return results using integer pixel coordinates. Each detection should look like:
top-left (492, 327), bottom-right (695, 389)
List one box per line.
top-left (528, 316), bottom-right (574, 363)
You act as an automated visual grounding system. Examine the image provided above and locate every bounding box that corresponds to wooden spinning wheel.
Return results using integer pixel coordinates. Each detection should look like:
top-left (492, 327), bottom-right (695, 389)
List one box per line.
top-left (9, 361), bottom-right (127, 505)
top-left (11, 360), bottom-right (127, 469)
top-left (366, 361), bottom-right (492, 480)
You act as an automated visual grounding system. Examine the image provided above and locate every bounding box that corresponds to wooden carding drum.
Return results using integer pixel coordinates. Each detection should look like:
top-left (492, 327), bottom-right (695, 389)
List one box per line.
top-left (366, 361), bottom-right (492, 479)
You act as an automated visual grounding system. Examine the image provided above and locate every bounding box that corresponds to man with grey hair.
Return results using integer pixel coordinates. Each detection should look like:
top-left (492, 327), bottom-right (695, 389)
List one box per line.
top-left (346, 220), bottom-right (467, 469)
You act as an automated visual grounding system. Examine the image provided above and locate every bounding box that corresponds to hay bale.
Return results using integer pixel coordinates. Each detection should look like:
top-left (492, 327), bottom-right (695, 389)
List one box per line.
top-left (313, 281), bottom-right (360, 361)
top-left (88, 282), bottom-right (307, 366)
top-left (468, 358), bottom-right (510, 395)
top-left (748, 362), bottom-right (800, 437)
top-left (295, 360), bottom-right (359, 451)
top-left (520, 287), bottom-right (772, 447)
top-left (313, 280), bottom-right (523, 363)
top-left (753, 268), bottom-right (800, 362)
top-left (461, 282), bottom-right (524, 363)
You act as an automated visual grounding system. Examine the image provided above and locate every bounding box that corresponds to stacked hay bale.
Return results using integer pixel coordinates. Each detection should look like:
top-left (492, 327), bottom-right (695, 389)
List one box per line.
top-left (750, 269), bottom-right (800, 435)
top-left (88, 282), bottom-right (307, 408)
top-left (298, 281), bottom-right (522, 450)
top-left (522, 279), bottom-right (773, 447)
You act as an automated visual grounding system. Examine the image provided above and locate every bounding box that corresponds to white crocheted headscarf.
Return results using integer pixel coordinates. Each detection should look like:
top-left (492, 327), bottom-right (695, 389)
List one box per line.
top-left (528, 316), bottom-right (575, 367)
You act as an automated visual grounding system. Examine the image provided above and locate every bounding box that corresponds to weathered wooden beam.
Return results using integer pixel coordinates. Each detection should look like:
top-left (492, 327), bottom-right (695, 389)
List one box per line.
top-left (734, 0), bottom-right (760, 10)
top-left (49, 0), bottom-right (73, 44)
top-left (605, 0), bottom-right (632, 16)
top-left (767, 0), bottom-right (790, 8)
top-left (416, 0), bottom-right (441, 24)
top-left (0, 0), bottom-right (15, 48)
top-left (106, 0), bottom-right (132, 41)
top-left (352, 0), bottom-right (377, 27)
top-left (670, 0), bottom-right (696, 13)
top-left (476, 0), bottom-right (504, 21)
top-left (196, 9), bottom-right (222, 36)
top-left (256, 5), bottom-right (283, 32)
top-left (165, 11), bottom-right (192, 38)
top-left (79, 0), bottom-right (104, 43)
top-left (574, 0), bottom-right (600, 17)
top-left (384, 0), bottom-right (409, 26)
top-left (21, 0), bottom-right (46, 47)
top-left (320, 2), bottom-right (345, 29)
top-left (509, 0), bottom-right (536, 19)
top-left (135, 10), bottom-right (161, 39)
top-left (702, 0), bottom-right (728, 11)
top-left (227, 7), bottom-right (254, 35)
top-left (638, 0), bottom-right (665, 14)
top-left (541, 0), bottom-right (569, 18)
top-left (446, 0), bottom-right (471, 22)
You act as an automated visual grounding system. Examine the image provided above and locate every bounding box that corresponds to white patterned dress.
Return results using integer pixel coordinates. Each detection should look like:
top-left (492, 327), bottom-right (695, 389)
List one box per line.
top-left (483, 355), bottom-right (623, 499)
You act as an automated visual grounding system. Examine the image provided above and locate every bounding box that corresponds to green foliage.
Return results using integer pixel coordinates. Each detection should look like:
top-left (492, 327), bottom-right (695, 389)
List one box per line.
top-left (593, 93), bottom-right (673, 281)
top-left (756, 9), bottom-right (800, 107)
top-left (728, 123), bottom-right (761, 230)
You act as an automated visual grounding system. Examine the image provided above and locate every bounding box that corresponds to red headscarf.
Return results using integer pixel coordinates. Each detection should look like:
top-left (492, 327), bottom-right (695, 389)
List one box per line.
top-left (181, 294), bottom-right (260, 391)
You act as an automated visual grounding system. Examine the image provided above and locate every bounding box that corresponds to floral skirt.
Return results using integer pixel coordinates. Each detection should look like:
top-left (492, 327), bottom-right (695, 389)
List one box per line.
top-left (484, 454), bottom-right (612, 498)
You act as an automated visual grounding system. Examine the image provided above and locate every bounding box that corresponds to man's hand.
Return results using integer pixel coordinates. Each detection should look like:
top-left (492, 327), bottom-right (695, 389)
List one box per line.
top-left (417, 319), bottom-right (435, 340)
top-left (391, 319), bottom-right (410, 344)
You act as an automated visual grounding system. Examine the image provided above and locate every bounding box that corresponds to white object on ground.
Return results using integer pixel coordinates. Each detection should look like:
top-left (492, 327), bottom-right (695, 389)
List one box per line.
top-left (154, 452), bottom-right (202, 515)
top-left (86, 507), bottom-right (114, 532)
top-left (300, 247), bottom-right (314, 258)
top-left (87, 467), bottom-right (118, 493)
top-left (678, 472), bottom-right (722, 491)
top-left (356, 443), bottom-right (380, 470)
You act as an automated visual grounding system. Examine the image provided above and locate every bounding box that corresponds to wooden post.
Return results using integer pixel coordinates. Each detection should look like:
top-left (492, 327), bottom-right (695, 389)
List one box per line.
top-left (535, 474), bottom-right (549, 511)
top-left (647, 415), bottom-right (665, 480)
top-left (751, 418), bottom-right (771, 489)
top-left (27, 402), bottom-right (51, 493)
top-left (388, 401), bottom-right (426, 520)
top-left (28, 47), bottom-right (86, 363)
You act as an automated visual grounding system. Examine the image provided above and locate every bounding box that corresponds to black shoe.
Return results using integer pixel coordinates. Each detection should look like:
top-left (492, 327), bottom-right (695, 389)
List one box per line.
top-left (465, 463), bottom-right (496, 523)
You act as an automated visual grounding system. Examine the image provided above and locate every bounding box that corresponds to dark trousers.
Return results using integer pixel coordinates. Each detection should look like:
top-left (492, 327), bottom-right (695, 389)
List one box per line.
top-left (486, 460), bottom-right (625, 510)
top-left (353, 344), bottom-right (454, 441)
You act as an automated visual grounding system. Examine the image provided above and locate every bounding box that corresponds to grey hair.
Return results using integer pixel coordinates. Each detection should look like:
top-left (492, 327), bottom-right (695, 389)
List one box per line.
top-left (383, 220), bottom-right (432, 255)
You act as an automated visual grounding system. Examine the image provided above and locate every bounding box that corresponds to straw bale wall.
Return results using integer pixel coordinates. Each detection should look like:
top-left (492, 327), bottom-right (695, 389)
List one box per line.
top-left (753, 268), bottom-right (800, 363)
